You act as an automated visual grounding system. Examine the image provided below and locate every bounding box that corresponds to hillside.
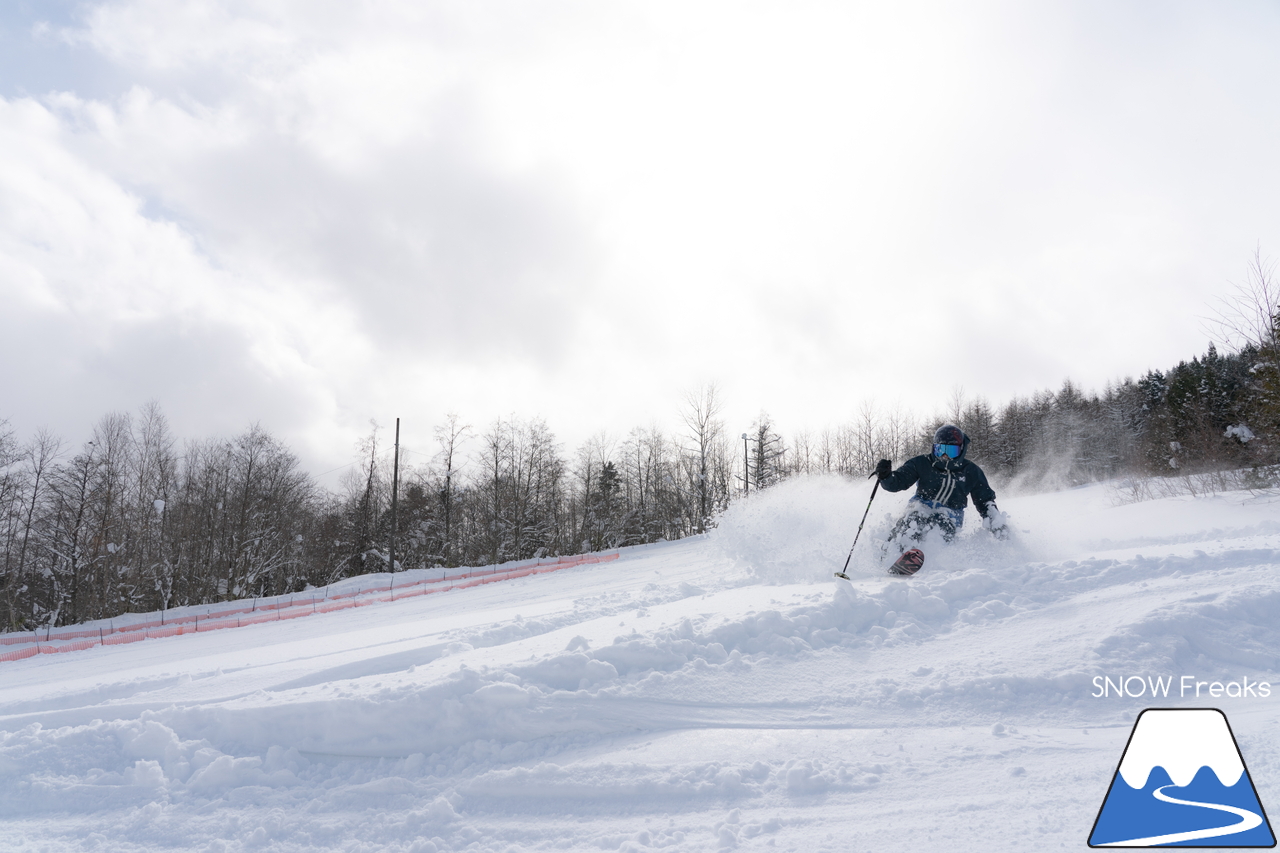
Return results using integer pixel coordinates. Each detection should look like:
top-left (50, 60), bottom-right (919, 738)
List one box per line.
top-left (2, 476), bottom-right (1279, 852)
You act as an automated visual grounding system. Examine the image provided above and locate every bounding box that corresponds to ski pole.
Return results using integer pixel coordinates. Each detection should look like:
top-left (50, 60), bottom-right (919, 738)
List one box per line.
top-left (836, 474), bottom-right (880, 579)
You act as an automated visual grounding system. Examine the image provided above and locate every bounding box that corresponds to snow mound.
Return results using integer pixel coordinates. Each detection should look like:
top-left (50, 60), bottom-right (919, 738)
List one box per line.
top-left (712, 475), bottom-right (866, 582)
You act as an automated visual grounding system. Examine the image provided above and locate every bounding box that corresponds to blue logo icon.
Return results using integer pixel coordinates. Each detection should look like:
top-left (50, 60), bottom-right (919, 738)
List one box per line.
top-left (1089, 708), bottom-right (1275, 847)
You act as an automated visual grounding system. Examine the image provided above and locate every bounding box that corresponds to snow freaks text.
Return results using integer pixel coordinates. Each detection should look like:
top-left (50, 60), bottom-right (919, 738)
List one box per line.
top-left (1092, 676), bottom-right (1273, 699)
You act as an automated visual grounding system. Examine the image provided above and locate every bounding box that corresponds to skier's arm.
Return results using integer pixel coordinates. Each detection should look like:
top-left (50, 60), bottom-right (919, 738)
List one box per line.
top-left (965, 464), bottom-right (1010, 538)
top-left (879, 457), bottom-right (922, 493)
top-left (969, 466), bottom-right (997, 517)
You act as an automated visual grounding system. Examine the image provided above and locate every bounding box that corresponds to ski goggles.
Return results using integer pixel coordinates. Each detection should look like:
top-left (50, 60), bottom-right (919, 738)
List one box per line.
top-left (933, 443), bottom-right (961, 459)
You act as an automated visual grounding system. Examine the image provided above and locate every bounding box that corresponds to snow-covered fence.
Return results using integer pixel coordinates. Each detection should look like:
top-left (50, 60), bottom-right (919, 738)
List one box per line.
top-left (0, 551), bottom-right (619, 663)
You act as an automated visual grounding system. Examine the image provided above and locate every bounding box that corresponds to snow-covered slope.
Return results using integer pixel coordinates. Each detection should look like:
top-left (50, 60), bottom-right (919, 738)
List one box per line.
top-left (2, 476), bottom-right (1279, 852)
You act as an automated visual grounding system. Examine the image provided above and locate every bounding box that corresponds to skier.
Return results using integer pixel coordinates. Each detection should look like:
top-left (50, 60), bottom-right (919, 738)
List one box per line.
top-left (873, 424), bottom-right (1008, 575)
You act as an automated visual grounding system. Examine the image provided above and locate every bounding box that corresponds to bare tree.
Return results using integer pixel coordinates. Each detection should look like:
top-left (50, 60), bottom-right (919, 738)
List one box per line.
top-left (1205, 249), bottom-right (1280, 444)
top-left (574, 431), bottom-right (616, 549)
top-left (1206, 247), bottom-right (1279, 352)
top-left (88, 412), bottom-right (134, 619)
top-left (47, 440), bottom-right (101, 625)
top-left (433, 413), bottom-right (471, 567)
top-left (817, 427), bottom-right (839, 473)
top-left (620, 425), bottom-right (679, 543)
top-left (341, 422), bottom-right (383, 578)
top-left (0, 425), bottom-right (61, 629)
top-left (790, 428), bottom-right (814, 476)
top-left (130, 403), bottom-right (176, 611)
top-left (851, 400), bottom-right (880, 475)
top-left (14, 431), bottom-right (61, 624)
top-left (947, 385), bottom-right (967, 426)
top-left (680, 384), bottom-right (726, 533)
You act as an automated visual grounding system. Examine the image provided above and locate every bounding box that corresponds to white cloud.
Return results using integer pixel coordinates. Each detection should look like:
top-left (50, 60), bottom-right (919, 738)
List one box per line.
top-left (2, 0), bottom-right (1280, 470)
top-left (0, 93), bottom-right (348, 445)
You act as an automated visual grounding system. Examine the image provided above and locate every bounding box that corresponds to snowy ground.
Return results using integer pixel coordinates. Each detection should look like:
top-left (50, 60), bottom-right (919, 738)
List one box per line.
top-left (3, 475), bottom-right (1280, 852)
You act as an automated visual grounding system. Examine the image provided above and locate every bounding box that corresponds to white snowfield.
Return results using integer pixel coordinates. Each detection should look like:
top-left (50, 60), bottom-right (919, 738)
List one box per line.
top-left (2, 476), bottom-right (1279, 852)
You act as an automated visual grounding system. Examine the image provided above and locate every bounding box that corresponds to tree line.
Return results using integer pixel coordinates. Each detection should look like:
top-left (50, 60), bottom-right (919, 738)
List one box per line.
top-left (3, 257), bottom-right (1278, 631)
top-left (0, 388), bottom-right (754, 631)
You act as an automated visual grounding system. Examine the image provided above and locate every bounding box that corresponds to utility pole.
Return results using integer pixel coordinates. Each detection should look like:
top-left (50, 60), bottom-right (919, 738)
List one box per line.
top-left (390, 417), bottom-right (400, 574)
top-left (741, 432), bottom-right (749, 496)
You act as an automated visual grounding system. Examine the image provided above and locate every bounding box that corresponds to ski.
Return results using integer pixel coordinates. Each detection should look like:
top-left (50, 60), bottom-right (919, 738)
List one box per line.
top-left (835, 547), bottom-right (925, 580)
top-left (887, 548), bottom-right (924, 576)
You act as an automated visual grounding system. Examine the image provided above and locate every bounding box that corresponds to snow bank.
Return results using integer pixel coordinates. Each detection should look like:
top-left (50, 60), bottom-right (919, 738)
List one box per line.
top-left (713, 475), bottom-right (881, 582)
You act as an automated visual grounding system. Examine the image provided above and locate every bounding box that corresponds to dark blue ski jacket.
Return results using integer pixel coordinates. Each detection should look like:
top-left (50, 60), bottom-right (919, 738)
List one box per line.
top-left (880, 454), bottom-right (997, 521)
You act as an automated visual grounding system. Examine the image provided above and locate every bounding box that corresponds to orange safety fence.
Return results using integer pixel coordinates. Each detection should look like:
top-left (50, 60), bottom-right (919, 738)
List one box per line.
top-left (0, 552), bottom-right (619, 662)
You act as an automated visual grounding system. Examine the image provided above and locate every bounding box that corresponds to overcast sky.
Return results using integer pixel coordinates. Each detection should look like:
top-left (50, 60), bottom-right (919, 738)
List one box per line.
top-left (2, 1), bottom-right (1279, 478)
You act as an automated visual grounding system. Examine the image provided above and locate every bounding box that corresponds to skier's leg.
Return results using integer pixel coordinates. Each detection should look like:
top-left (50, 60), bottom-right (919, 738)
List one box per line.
top-left (883, 507), bottom-right (927, 559)
top-left (886, 509), bottom-right (929, 575)
top-left (913, 505), bottom-right (960, 543)
top-left (936, 512), bottom-right (959, 543)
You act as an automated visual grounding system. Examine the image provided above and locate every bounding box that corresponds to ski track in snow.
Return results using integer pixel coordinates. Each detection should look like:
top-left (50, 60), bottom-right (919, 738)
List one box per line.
top-left (2, 476), bottom-right (1279, 851)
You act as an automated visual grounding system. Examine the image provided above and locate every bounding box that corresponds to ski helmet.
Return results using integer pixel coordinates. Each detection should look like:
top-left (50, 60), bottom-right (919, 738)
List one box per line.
top-left (932, 424), bottom-right (968, 461)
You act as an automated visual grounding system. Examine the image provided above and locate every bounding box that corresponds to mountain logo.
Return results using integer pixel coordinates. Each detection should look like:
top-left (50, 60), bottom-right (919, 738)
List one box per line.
top-left (1089, 708), bottom-right (1276, 847)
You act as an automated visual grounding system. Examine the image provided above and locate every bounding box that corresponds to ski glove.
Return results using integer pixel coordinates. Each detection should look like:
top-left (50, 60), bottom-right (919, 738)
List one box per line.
top-left (874, 459), bottom-right (892, 480)
top-left (982, 504), bottom-right (1009, 540)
